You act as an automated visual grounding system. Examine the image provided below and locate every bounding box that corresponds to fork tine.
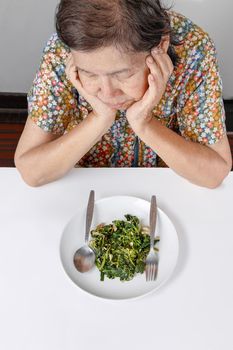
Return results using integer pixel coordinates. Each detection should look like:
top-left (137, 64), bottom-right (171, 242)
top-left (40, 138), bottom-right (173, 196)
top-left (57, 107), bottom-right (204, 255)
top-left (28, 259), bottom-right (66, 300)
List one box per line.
top-left (150, 265), bottom-right (153, 281)
top-left (152, 264), bottom-right (156, 281)
top-left (155, 264), bottom-right (158, 280)
top-left (146, 261), bottom-right (158, 281)
top-left (145, 263), bottom-right (149, 281)
top-left (152, 264), bottom-right (155, 281)
top-left (152, 263), bottom-right (158, 281)
top-left (150, 264), bottom-right (153, 281)
top-left (150, 263), bottom-right (153, 281)
top-left (147, 264), bottom-right (150, 281)
top-left (146, 264), bottom-right (150, 282)
top-left (145, 262), bottom-right (158, 281)
top-left (148, 265), bottom-right (151, 281)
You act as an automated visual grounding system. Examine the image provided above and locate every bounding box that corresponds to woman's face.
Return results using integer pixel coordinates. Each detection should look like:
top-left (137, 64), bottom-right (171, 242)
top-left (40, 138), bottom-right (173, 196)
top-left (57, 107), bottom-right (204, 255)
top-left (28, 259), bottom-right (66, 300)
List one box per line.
top-left (71, 46), bottom-right (150, 110)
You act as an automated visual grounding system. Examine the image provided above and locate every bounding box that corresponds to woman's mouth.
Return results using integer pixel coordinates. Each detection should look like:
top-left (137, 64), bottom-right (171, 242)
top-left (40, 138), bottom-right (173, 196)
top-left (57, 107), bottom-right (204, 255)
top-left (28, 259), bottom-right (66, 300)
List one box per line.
top-left (105, 101), bottom-right (130, 109)
top-left (107, 103), bottom-right (124, 108)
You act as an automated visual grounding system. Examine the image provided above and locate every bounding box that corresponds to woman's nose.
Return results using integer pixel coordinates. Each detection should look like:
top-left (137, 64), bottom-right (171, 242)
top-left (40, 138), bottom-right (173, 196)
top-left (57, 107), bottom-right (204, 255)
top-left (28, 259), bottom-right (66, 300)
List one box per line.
top-left (98, 77), bottom-right (121, 101)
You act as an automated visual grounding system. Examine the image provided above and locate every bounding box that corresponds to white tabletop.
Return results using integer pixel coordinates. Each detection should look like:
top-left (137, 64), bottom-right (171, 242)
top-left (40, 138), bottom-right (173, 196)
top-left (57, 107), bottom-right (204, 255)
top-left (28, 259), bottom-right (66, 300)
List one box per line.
top-left (0, 168), bottom-right (233, 350)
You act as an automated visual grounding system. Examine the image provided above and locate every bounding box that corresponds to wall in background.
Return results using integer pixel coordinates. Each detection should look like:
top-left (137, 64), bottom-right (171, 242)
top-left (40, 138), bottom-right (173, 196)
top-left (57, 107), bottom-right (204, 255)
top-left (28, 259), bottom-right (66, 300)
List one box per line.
top-left (0, 0), bottom-right (232, 99)
top-left (0, 0), bottom-right (58, 93)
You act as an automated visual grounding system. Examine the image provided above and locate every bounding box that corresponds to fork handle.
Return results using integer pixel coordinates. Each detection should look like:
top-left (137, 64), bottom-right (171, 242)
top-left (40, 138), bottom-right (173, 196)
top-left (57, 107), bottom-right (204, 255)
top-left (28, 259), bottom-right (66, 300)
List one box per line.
top-left (85, 190), bottom-right (95, 243)
top-left (149, 195), bottom-right (157, 249)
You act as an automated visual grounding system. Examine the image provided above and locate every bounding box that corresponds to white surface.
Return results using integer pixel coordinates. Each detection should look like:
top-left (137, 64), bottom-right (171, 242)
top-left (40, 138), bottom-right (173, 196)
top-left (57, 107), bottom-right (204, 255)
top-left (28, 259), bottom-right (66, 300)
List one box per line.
top-left (60, 196), bottom-right (179, 300)
top-left (0, 168), bottom-right (233, 349)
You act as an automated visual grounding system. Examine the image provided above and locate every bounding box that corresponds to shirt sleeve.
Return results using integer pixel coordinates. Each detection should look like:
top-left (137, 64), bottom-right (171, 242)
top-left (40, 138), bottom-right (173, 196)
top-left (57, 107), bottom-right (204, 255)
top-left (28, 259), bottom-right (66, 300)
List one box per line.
top-left (177, 35), bottom-right (226, 145)
top-left (27, 33), bottom-right (80, 135)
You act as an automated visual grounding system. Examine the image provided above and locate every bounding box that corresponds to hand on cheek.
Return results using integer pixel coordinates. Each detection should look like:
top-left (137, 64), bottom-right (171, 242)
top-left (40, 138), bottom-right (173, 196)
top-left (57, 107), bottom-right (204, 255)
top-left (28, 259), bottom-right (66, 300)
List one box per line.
top-left (65, 54), bottom-right (117, 122)
top-left (146, 47), bottom-right (174, 99)
top-left (126, 48), bottom-right (174, 128)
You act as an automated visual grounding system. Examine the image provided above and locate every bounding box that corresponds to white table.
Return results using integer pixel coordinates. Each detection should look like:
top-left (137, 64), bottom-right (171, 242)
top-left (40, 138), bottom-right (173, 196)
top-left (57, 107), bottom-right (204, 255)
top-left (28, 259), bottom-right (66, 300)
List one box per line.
top-left (0, 168), bottom-right (233, 350)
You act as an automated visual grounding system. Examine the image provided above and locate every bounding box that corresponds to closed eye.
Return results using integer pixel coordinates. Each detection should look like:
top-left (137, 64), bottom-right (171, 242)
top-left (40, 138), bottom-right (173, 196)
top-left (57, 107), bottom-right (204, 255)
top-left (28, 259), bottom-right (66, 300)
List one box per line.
top-left (83, 72), bottom-right (97, 78)
top-left (77, 68), bottom-right (134, 79)
top-left (76, 69), bottom-right (97, 78)
top-left (115, 72), bottom-right (134, 80)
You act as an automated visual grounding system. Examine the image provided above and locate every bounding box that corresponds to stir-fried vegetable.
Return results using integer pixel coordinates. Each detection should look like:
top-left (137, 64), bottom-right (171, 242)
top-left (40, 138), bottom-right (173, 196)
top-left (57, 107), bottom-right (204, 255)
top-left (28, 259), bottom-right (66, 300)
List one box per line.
top-left (89, 214), bottom-right (159, 281)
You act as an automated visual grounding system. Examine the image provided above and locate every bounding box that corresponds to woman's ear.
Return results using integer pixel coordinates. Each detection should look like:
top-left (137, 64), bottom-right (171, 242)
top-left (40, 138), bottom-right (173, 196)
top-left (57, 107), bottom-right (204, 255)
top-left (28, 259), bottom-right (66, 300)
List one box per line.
top-left (159, 35), bottom-right (170, 53)
top-left (157, 35), bottom-right (170, 53)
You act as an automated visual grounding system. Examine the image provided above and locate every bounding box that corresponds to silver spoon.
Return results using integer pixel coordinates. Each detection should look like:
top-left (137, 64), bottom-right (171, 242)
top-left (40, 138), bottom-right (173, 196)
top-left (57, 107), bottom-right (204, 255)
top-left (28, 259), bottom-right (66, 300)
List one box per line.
top-left (73, 190), bottom-right (96, 273)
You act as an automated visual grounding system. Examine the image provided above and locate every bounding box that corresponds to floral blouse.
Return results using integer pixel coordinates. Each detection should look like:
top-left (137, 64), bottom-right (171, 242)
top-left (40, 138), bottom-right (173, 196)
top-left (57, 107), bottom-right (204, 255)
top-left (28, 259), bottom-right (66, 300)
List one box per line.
top-left (27, 11), bottom-right (226, 167)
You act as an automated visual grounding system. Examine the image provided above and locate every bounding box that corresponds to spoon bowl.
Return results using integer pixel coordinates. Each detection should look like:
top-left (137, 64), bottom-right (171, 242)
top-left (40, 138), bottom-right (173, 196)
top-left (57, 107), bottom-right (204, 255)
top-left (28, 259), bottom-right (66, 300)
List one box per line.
top-left (73, 245), bottom-right (95, 272)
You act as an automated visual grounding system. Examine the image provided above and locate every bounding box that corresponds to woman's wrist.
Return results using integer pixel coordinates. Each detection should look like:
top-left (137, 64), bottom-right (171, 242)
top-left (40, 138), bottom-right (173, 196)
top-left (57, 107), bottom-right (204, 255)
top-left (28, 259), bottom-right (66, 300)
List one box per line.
top-left (129, 116), bottom-right (154, 137)
top-left (88, 111), bottom-right (115, 134)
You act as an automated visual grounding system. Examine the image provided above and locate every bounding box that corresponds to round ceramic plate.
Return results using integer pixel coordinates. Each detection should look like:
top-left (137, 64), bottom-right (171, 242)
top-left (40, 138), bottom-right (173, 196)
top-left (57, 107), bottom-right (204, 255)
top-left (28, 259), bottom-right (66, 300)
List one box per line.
top-left (60, 196), bottom-right (179, 300)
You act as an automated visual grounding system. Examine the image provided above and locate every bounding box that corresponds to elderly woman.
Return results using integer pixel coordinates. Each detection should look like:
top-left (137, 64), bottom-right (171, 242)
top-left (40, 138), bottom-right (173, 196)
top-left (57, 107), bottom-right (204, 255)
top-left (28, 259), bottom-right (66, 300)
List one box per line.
top-left (15, 0), bottom-right (232, 187)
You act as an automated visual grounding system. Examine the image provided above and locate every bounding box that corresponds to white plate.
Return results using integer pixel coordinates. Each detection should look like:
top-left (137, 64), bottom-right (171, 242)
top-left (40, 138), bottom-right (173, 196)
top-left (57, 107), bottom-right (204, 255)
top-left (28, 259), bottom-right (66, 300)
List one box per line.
top-left (60, 196), bottom-right (179, 300)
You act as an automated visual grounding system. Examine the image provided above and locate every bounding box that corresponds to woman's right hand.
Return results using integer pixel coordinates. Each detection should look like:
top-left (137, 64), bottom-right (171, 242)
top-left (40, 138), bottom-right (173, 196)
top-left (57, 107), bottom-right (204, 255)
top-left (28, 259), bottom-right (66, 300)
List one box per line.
top-left (65, 53), bottom-right (117, 124)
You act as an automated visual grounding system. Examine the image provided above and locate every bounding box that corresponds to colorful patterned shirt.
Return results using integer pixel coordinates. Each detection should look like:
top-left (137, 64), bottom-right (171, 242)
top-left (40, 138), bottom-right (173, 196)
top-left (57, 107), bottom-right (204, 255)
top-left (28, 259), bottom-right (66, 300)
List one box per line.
top-left (27, 11), bottom-right (226, 167)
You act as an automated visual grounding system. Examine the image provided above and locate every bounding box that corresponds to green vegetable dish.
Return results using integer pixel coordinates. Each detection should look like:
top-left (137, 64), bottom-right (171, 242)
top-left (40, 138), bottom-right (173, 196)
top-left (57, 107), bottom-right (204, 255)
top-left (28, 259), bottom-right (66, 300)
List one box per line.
top-left (89, 214), bottom-right (159, 281)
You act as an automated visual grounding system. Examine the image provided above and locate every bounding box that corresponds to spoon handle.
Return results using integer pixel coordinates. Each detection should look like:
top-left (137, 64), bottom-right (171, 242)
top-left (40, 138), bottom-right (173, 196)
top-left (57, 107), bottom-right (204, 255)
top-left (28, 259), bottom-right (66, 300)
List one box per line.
top-left (85, 190), bottom-right (95, 243)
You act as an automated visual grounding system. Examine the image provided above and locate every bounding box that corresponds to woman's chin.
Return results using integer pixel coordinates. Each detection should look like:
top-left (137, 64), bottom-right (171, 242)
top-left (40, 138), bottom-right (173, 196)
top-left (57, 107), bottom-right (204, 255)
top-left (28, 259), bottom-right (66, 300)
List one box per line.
top-left (118, 100), bottom-right (134, 110)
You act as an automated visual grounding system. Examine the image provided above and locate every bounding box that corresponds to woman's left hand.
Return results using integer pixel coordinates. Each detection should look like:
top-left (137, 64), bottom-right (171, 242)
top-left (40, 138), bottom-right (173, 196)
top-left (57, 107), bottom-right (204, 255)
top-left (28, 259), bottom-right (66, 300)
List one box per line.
top-left (126, 48), bottom-right (174, 130)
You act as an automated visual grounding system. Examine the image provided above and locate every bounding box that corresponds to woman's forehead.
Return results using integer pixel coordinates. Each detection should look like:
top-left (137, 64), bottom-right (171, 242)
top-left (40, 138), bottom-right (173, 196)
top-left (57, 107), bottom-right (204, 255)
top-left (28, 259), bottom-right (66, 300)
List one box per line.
top-left (71, 46), bottom-right (147, 74)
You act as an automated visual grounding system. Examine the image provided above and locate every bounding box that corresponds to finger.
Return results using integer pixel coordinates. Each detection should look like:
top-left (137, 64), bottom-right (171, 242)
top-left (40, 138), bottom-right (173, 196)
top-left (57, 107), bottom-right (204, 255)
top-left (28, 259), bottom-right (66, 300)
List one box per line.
top-left (69, 68), bottom-right (84, 92)
top-left (65, 53), bottom-right (73, 72)
top-left (142, 56), bottom-right (169, 108)
top-left (65, 52), bottom-right (72, 64)
top-left (65, 55), bottom-right (78, 82)
top-left (146, 55), bottom-right (163, 82)
top-left (147, 73), bottom-right (158, 98)
top-left (152, 51), bottom-right (174, 79)
top-left (65, 57), bottom-right (85, 94)
top-left (139, 72), bottom-right (158, 110)
top-left (65, 53), bottom-right (79, 84)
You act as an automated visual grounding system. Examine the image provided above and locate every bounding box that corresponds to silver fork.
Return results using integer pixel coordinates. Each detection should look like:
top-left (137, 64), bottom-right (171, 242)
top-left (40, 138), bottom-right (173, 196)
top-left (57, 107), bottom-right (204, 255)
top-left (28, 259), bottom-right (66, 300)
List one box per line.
top-left (145, 195), bottom-right (159, 281)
